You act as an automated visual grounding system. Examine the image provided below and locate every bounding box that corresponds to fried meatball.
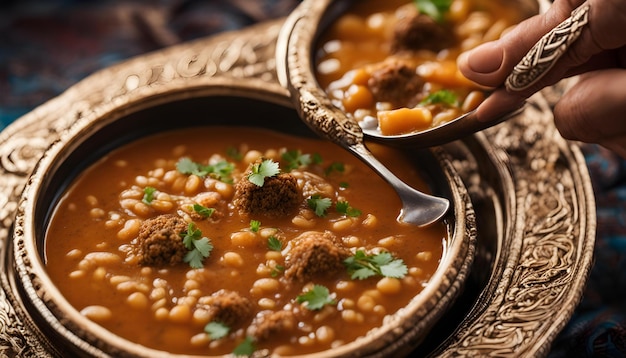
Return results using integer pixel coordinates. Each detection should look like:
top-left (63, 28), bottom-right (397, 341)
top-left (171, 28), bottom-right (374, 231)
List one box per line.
top-left (284, 231), bottom-right (350, 282)
top-left (248, 310), bottom-right (297, 341)
top-left (203, 289), bottom-right (254, 328)
top-left (367, 60), bottom-right (424, 105)
top-left (391, 12), bottom-right (455, 53)
top-left (137, 214), bottom-right (188, 267)
top-left (233, 162), bottom-right (300, 217)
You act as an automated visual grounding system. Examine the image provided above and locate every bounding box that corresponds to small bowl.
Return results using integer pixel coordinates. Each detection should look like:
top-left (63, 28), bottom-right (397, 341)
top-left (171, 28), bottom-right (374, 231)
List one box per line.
top-left (276, 0), bottom-right (541, 146)
top-left (11, 81), bottom-right (475, 357)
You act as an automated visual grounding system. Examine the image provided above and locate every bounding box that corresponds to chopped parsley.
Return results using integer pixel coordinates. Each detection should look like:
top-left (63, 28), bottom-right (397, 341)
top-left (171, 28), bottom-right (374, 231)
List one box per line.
top-left (181, 223), bottom-right (213, 269)
top-left (420, 89), bottom-right (459, 107)
top-left (270, 264), bottom-right (285, 278)
top-left (233, 336), bottom-right (256, 357)
top-left (282, 149), bottom-right (311, 171)
top-left (296, 285), bottom-right (336, 310)
top-left (307, 194), bottom-right (332, 217)
top-left (142, 186), bottom-right (157, 204)
top-left (325, 161), bottom-right (345, 176)
top-left (249, 220), bottom-right (261, 232)
top-left (336, 201), bottom-right (362, 217)
top-left (204, 321), bottom-right (229, 340)
top-left (414, 0), bottom-right (453, 22)
top-left (344, 250), bottom-right (408, 280)
top-left (248, 159), bottom-right (280, 187)
top-left (312, 153), bottom-right (324, 165)
top-left (267, 236), bottom-right (282, 251)
top-left (192, 203), bottom-right (215, 218)
top-left (226, 146), bottom-right (243, 161)
top-left (176, 157), bottom-right (235, 183)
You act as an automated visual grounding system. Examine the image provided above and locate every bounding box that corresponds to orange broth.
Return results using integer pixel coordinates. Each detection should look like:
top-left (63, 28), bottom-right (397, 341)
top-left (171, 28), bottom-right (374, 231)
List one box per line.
top-left (45, 126), bottom-right (446, 356)
top-left (316, 0), bottom-right (531, 135)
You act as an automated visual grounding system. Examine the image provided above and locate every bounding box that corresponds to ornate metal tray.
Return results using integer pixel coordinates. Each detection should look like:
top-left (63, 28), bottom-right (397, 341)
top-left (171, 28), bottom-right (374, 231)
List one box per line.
top-left (0, 19), bottom-right (595, 357)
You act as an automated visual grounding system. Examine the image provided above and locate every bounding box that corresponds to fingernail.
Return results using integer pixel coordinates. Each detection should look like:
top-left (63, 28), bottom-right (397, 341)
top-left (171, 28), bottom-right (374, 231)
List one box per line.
top-left (466, 42), bottom-right (504, 74)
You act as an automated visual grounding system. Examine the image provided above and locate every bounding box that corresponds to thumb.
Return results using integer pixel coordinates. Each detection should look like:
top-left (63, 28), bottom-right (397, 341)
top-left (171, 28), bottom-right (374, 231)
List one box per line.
top-left (554, 69), bottom-right (626, 158)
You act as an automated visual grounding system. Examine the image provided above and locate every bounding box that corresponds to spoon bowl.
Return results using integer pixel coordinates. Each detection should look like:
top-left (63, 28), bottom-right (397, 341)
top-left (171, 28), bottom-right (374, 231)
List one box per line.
top-left (361, 105), bottom-right (525, 148)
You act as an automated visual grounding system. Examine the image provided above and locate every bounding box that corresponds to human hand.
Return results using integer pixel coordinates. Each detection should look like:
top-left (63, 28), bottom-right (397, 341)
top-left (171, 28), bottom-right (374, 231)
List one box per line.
top-left (457, 0), bottom-right (626, 158)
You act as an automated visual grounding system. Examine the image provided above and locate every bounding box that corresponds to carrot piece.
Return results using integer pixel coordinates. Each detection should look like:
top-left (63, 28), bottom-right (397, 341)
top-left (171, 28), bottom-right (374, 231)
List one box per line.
top-left (378, 107), bottom-right (433, 135)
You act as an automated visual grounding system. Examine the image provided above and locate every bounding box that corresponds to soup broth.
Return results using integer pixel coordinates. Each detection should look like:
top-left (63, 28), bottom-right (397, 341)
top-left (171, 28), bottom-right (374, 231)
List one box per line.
top-left (45, 126), bottom-right (446, 356)
top-left (316, 0), bottom-right (531, 135)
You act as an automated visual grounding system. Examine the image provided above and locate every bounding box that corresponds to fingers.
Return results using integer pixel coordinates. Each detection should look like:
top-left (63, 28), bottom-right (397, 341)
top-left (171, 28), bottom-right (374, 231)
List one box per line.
top-left (554, 69), bottom-right (626, 158)
top-left (458, 0), bottom-right (584, 89)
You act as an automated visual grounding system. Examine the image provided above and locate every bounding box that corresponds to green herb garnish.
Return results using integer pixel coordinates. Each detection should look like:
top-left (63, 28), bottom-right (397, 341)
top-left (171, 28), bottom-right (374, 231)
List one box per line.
top-left (296, 285), bottom-right (336, 310)
top-left (193, 203), bottom-right (215, 218)
top-left (181, 223), bottom-right (213, 269)
top-left (268, 236), bottom-right (282, 251)
top-left (204, 321), bottom-right (229, 340)
top-left (312, 153), bottom-right (324, 165)
top-left (176, 157), bottom-right (235, 183)
top-left (142, 186), bottom-right (157, 204)
top-left (415, 0), bottom-right (453, 22)
top-left (307, 194), bottom-right (332, 217)
top-left (325, 161), bottom-right (345, 176)
top-left (226, 146), bottom-right (243, 161)
top-left (344, 250), bottom-right (408, 280)
top-left (248, 159), bottom-right (280, 187)
top-left (249, 220), bottom-right (261, 232)
top-left (270, 264), bottom-right (285, 277)
top-left (282, 149), bottom-right (311, 171)
top-left (336, 201), bottom-right (362, 217)
top-left (420, 89), bottom-right (459, 107)
top-left (233, 336), bottom-right (256, 357)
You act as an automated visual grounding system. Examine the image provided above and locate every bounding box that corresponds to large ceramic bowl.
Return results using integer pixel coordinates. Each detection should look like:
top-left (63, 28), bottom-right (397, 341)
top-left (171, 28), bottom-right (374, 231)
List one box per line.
top-left (11, 80), bottom-right (475, 357)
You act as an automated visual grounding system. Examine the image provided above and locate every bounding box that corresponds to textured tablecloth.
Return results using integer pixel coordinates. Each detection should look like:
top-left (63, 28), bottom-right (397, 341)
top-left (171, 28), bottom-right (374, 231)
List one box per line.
top-left (1, 0), bottom-right (625, 356)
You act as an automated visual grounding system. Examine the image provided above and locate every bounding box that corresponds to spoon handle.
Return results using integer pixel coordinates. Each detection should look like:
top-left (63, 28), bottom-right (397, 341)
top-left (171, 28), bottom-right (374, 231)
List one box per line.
top-left (505, 3), bottom-right (590, 92)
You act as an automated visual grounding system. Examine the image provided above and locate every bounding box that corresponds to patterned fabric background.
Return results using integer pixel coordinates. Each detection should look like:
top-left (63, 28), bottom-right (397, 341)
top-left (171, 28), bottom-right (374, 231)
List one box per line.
top-left (1, 0), bottom-right (625, 356)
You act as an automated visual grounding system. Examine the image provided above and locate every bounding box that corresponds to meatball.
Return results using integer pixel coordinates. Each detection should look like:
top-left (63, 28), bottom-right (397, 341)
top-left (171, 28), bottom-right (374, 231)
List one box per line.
top-left (391, 12), bottom-right (455, 53)
top-left (284, 231), bottom-right (350, 282)
top-left (233, 161), bottom-right (300, 217)
top-left (137, 214), bottom-right (188, 267)
top-left (248, 310), bottom-right (296, 341)
top-left (202, 289), bottom-right (254, 328)
top-left (367, 60), bottom-right (424, 105)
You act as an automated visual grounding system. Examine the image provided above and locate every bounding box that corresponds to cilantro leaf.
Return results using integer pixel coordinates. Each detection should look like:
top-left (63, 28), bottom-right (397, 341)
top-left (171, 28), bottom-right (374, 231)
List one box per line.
top-left (142, 186), bottom-right (157, 204)
top-left (233, 336), bottom-right (256, 357)
top-left (420, 89), bottom-right (459, 107)
top-left (267, 236), bottom-right (282, 251)
top-left (270, 264), bottom-right (285, 277)
top-left (249, 220), bottom-right (261, 232)
top-left (344, 250), bottom-right (408, 280)
top-left (226, 146), bottom-right (243, 161)
top-left (415, 0), bottom-right (453, 22)
top-left (176, 157), bottom-right (235, 183)
top-left (248, 159), bottom-right (280, 187)
top-left (296, 285), bottom-right (336, 310)
top-left (205, 321), bottom-right (229, 340)
top-left (282, 149), bottom-right (311, 171)
top-left (307, 195), bottom-right (332, 217)
top-left (325, 161), bottom-right (345, 176)
top-left (181, 223), bottom-right (213, 269)
top-left (193, 204), bottom-right (215, 218)
top-left (336, 201), bottom-right (362, 217)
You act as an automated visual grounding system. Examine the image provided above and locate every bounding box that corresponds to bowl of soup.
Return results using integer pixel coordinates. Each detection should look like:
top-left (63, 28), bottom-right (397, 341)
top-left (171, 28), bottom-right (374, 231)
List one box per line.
top-left (11, 76), bottom-right (474, 355)
top-left (277, 0), bottom-right (539, 139)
